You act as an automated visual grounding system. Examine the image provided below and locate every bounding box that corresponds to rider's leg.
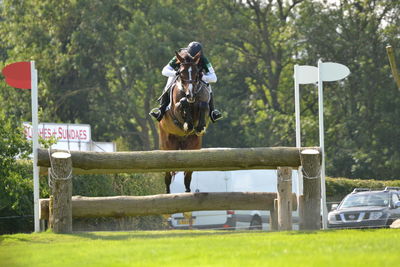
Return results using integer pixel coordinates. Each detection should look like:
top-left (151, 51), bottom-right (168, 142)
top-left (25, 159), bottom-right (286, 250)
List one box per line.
top-left (149, 91), bottom-right (170, 121)
top-left (150, 77), bottom-right (173, 121)
top-left (209, 92), bottom-right (222, 122)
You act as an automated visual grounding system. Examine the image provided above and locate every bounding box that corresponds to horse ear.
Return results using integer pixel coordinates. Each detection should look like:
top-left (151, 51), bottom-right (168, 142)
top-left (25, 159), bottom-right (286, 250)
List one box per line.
top-left (175, 51), bottom-right (184, 63)
top-left (193, 51), bottom-right (201, 64)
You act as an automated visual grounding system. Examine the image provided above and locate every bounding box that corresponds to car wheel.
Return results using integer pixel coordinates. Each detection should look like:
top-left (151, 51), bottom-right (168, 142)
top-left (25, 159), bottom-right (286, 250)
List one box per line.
top-left (249, 215), bottom-right (262, 230)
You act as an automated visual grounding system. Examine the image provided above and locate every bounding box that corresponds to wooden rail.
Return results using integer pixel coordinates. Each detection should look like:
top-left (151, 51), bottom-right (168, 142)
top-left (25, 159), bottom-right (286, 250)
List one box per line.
top-left (37, 147), bottom-right (314, 174)
top-left (39, 192), bottom-right (297, 220)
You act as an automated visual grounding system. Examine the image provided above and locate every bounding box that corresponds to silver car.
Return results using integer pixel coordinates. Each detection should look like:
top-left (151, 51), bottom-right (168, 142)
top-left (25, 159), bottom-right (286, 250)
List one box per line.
top-left (328, 187), bottom-right (400, 229)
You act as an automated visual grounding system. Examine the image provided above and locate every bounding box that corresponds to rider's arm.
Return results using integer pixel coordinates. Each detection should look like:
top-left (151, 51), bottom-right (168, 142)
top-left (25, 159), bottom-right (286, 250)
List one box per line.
top-left (162, 56), bottom-right (180, 77)
top-left (162, 64), bottom-right (176, 77)
top-left (202, 69), bottom-right (217, 83)
top-left (201, 56), bottom-right (217, 83)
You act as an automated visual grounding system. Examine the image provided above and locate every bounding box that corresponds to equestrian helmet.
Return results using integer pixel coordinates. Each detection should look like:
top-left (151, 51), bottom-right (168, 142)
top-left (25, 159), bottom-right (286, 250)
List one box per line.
top-left (187, 42), bottom-right (203, 57)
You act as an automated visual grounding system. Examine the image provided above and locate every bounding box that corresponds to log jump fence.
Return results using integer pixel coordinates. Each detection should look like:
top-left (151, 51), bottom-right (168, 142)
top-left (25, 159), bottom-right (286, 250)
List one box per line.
top-left (37, 147), bottom-right (321, 233)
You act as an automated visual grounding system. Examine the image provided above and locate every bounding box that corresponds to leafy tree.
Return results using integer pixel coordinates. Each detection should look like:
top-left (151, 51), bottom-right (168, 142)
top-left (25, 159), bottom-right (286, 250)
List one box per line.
top-left (0, 109), bottom-right (32, 233)
top-left (295, 0), bottom-right (400, 179)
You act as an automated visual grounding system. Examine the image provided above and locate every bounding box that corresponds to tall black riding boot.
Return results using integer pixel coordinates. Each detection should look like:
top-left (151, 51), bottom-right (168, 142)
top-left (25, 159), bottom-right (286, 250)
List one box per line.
top-left (209, 93), bottom-right (222, 123)
top-left (149, 91), bottom-right (170, 121)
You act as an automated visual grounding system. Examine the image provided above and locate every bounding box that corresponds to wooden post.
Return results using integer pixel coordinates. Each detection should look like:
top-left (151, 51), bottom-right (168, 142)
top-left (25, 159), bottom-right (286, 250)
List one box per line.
top-left (386, 45), bottom-right (400, 90)
top-left (298, 195), bottom-right (305, 229)
top-left (48, 151), bottom-right (73, 234)
top-left (300, 149), bottom-right (321, 230)
top-left (277, 167), bottom-right (292, 230)
top-left (269, 199), bottom-right (278, 231)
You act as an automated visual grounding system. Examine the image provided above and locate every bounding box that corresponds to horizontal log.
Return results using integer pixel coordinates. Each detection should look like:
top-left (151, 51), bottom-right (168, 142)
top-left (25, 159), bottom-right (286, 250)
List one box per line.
top-left (40, 192), bottom-right (297, 220)
top-left (39, 166), bottom-right (281, 175)
top-left (38, 147), bottom-right (318, 174)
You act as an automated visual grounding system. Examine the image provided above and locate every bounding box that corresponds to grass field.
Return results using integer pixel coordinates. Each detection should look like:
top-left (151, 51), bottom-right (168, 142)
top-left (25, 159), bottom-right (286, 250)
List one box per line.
top-left (1, 229), bottom-right (399, 266)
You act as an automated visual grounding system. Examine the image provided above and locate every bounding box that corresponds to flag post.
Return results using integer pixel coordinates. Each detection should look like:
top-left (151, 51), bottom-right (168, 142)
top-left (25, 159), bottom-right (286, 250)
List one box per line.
top-left (294, 64), bottom-right (301, 148)
top-left (317, 59), bottom-right (328, 229)
top-left (31, 61), bottom-right (40, 232)
top-left (293, 65), bottom-right (304, 199)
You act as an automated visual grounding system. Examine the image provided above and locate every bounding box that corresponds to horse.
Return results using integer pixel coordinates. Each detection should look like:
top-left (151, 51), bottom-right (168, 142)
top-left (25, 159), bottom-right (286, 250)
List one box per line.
top-left (158, 50), bottom-right (211, 193)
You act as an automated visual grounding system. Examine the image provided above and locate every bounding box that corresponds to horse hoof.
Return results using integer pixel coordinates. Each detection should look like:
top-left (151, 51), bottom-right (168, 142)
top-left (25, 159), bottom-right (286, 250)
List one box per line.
top-left (183, 122), bottom-right (194, 132)
top-left (185, 189), bottom-right (191, 193)
top-left (195, 127), bottom-right (206, 136)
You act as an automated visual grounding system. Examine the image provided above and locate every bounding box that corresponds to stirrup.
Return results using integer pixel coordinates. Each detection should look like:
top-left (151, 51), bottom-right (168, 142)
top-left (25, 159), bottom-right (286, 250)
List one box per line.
top-left (149, 108), bottom-right (163, 121)
top-left (210, 110), bottom-right (222, 123)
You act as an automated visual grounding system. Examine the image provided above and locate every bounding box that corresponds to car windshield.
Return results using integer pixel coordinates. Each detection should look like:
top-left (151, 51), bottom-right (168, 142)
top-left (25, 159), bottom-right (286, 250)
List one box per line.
top-left (340, 192), bottom-right (390, 208)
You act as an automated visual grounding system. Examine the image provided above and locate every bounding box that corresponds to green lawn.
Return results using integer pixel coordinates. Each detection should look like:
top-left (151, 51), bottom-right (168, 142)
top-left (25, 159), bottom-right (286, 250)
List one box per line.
top-left (1, 229), bottom-right (399, 266)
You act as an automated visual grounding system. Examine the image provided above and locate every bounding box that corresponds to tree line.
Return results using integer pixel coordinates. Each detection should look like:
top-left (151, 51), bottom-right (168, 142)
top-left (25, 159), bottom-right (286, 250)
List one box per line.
top-left (1, 0), bottom-right (400, 180)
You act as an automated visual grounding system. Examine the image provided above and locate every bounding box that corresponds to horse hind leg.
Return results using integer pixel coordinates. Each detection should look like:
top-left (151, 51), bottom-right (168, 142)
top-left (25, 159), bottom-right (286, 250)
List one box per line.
top-left (184, 171), bottom-right (193, 193)
top-left (165, 172), bottom-right (173, 194)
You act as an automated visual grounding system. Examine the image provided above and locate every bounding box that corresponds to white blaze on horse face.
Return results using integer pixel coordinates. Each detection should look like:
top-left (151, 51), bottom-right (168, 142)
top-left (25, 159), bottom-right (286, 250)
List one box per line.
top-left (177, 80), bottom-right (183, 91)
top-left (188, 66), bottom-right (193, 99)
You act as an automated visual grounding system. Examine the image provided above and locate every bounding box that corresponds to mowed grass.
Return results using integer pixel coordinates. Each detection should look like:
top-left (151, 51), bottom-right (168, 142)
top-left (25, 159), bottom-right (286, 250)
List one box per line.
top-left (1, 229), bottom-right (400, 267)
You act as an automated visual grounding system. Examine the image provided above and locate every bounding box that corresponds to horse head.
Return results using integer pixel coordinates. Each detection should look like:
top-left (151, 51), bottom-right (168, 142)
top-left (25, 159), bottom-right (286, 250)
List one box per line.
top-left (175, 50), bottom-right (201, 103)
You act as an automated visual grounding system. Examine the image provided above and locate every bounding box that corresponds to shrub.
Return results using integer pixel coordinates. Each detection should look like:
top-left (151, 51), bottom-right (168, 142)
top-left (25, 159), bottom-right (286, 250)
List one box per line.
top-left (326, 177), bottom-right (400, 202)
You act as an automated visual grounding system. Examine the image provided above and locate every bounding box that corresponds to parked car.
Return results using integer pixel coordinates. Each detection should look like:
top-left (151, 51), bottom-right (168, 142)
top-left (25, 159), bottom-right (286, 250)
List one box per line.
top-left (328, 187), bottom-right (400, 229)
top-left (168, 170), bottom-right (300, 230)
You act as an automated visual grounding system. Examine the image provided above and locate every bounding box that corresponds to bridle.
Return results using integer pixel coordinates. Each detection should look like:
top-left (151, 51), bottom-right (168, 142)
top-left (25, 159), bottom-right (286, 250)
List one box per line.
top-left (179, 63), bottom-right (199, 83)
top-left (178, 62), bottom-right (202, 102)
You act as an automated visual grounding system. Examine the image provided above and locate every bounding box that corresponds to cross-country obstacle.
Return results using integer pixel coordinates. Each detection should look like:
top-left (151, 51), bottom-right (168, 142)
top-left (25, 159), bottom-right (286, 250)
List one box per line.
top-left (37, 147), bottom-right (321, 233)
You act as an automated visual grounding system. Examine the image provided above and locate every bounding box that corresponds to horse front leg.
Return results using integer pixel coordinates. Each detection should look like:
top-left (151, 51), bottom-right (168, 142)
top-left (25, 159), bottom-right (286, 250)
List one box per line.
top-left (165, 172), bottom-right (173, 194)
top-left (184, 171), bottom-right (193, 193)
top-left (195, 101), bottom-right (208, 136)
top-left (180, 97), bottom-right (193, 132)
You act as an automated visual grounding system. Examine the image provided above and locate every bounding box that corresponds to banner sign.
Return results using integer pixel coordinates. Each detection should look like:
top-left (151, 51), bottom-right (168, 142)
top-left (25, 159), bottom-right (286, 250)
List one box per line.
top-left (23, 122), bottom-right (91, 143)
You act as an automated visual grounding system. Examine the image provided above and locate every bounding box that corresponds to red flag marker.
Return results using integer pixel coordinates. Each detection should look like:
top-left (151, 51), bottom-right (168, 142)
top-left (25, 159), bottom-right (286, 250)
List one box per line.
top-left (2, 61), bottom-right (41, 232)
top-left (2, 61), bottom-right (31, 89)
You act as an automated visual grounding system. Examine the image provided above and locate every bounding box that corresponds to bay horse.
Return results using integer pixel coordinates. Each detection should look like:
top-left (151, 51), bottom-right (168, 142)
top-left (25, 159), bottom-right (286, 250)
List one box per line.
top-left (158, 50), bottom-right (211, 193)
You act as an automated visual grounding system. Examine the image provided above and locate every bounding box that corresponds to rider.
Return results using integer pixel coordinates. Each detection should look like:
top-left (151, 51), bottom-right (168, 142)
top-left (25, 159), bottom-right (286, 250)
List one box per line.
top-left (149, 41), bottom-right (222, 122)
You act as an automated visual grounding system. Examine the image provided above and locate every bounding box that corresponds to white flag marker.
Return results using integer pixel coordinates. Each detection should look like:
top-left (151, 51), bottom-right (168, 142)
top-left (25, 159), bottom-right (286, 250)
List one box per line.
top-left (294, 65), bottom-right (318, 196)
top-left (320, 62), bottom-right (350, 82)
top-left (318, 60), bottom-right (350, 230)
